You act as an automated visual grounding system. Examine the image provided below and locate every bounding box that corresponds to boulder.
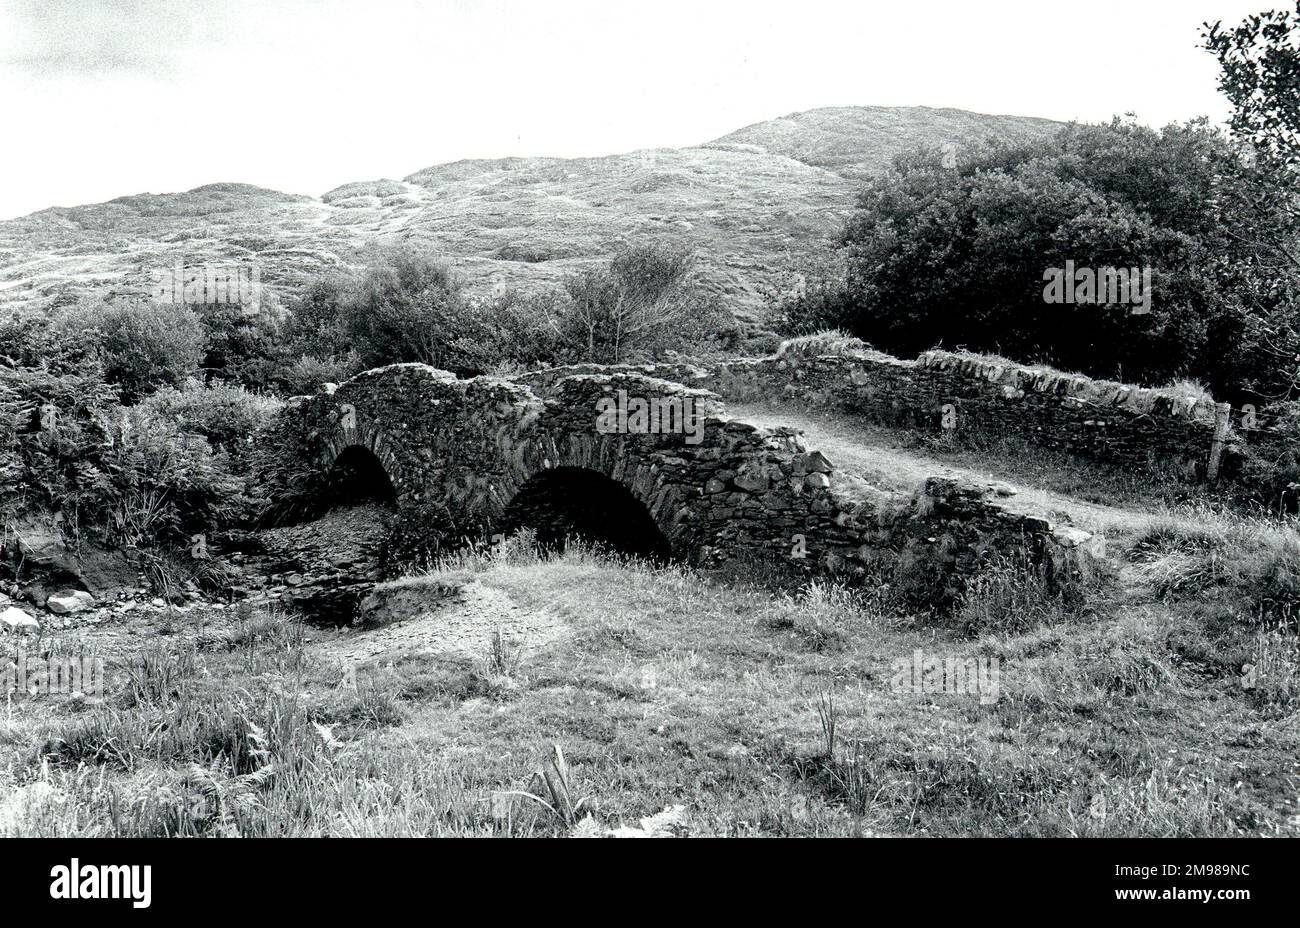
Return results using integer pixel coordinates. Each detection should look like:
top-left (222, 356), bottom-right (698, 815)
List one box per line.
top-left (46, 590), bottom-right (95, 614)
top-left (805, 451), bottom-right (834, 474)
top-left (5, 516), bottom-right (136, 600)
top-left (0, 606), bottom-right (40, 633)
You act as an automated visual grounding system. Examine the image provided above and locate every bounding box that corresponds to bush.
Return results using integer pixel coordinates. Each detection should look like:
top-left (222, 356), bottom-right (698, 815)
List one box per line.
top-left (195, 298), bottom-right (290, 391)
top-left (766, 251), bottom-right (855, 338)
top-left (274, 353), bottom-right (364, 396)
top-left (0, 310), bottom-right (98, 375)
top-left (476, 288), bottom-right (569, 369)
top-left (137, 381), bottom-right (284, 469)
top-left (1230, 402), bottom-right (1300, 514)
top-left (339, 247), bottom-right (492, 374)
top-left (0, 363), bottom-right (120, 529)
top-left (54, 299), bottom-right (206, 402)
top-left (281, 277), bottom-right (353, 363)
top-left (94, 405), bottom-right (250, 547)
top-left (0, 363), bottom-right (254, 550)
top-left (549, 243), bottom-right (734, 363)
top-left (281, 242), bottom-right (735, 378)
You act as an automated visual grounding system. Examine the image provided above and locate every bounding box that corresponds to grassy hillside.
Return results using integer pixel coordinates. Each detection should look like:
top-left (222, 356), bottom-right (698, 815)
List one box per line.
top-left (0, 106), bottom-right (1063, 327)
top-left (706, 105), bottom-right (1062, 180)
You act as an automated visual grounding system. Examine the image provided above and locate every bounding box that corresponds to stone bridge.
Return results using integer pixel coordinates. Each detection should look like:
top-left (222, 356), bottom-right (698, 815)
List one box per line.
top-left (260, 363), bottom-right (1101, 609)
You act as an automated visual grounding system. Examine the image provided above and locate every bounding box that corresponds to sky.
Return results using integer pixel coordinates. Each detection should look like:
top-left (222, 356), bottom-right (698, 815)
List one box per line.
top-left (0, 0), bottom-right (1284, 219)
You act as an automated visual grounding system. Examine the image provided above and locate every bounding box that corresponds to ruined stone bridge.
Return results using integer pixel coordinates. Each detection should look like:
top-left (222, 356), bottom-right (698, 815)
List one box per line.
top-left (262, 362), bottom-right (1099, 608)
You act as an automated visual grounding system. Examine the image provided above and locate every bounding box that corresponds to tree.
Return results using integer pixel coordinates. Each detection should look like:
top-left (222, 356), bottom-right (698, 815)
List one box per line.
top-left (1205, 4), bottom-right (1300, 174)
top-left (1204, 5), bottom-right (1300, 401)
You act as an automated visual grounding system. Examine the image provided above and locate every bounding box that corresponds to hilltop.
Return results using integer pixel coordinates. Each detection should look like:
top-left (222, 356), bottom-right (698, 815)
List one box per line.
top-left (0, 106), bottom-right (1061, 326)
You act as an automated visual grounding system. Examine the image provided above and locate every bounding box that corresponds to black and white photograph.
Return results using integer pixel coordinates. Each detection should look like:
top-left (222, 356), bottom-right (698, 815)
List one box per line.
top-left (0, 0), bottom-right (1295, 905)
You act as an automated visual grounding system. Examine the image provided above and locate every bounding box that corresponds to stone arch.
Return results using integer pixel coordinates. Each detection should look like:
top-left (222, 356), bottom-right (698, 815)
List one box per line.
top-left (320, 419), bottom-right (410, 502)
top-left (497, 465), bottom-right (673, 561)
top-left (472, 426), bottom-right (699, 561)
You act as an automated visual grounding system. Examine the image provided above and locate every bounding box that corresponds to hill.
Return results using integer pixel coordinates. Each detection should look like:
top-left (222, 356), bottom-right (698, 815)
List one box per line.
top-left (0, 106), bottom-right (1063, 327)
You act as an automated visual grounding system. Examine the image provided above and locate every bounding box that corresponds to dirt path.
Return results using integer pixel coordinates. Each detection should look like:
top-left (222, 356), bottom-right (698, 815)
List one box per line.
top-left (728, 402), bottom-right (1174, 539)
top-left (312, 580), bottom-right (568, 667)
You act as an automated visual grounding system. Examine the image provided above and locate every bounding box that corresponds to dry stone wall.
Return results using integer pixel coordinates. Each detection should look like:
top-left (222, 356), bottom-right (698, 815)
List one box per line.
top-left (521, 348), bottom-right (1288, 484)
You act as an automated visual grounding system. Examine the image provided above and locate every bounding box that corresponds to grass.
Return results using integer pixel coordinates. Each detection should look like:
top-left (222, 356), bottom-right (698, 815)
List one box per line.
top-left (1, 532), bottom-right (1295, 837)
top-left (777, 330), bottom-right (874, 362)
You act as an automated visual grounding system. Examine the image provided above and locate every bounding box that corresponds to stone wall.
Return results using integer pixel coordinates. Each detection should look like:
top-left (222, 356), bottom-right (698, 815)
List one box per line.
top-left (522, 349), bottom-right (1286, 484)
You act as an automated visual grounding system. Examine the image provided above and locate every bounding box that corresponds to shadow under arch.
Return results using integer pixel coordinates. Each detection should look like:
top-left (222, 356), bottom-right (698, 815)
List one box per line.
top-left (321, 444), bottom-right (399, 512)
top-left (497, 466), bottom-right (672, 562)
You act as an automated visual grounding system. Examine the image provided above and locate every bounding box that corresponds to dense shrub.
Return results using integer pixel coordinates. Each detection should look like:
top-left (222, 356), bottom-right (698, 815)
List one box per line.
top-left (195, 299), bottom-right (291, 391)
top-left (137, 381), bottom-right (284, 469)
top-left (284, 277), bottom-right (351, 360)
top-left (551, 244), bottom-right (734, 363)
top-left (280, 242), bottom-right (735, 377)
top-left (0, 363), bottom-right (254, 550)
top-left (273, 353), bottom-right (364, 396)
top-left (0, 310), bottom-right (98, 375)
top-left (0, 363), bottom-right (120, 530)
top-left (338, 247), bottom-right (492, 374)
top-left (53, 299), bottom-right (207, 402)
top-left (476, 288), bottom-right (570, 369)
top-left (1231, 402), bottom-right (1300, 514)
top-left (94, 406), bottom-right (250, 547)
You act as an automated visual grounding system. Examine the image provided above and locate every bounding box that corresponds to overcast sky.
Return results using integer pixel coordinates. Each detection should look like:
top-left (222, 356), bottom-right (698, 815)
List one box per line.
top-left (0, 0), bottom-right (1281, 219)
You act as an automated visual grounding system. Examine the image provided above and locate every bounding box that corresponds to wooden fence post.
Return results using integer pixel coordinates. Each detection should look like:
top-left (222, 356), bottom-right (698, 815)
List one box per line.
top-left (1207, 402), bottom-right (1232, 482)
